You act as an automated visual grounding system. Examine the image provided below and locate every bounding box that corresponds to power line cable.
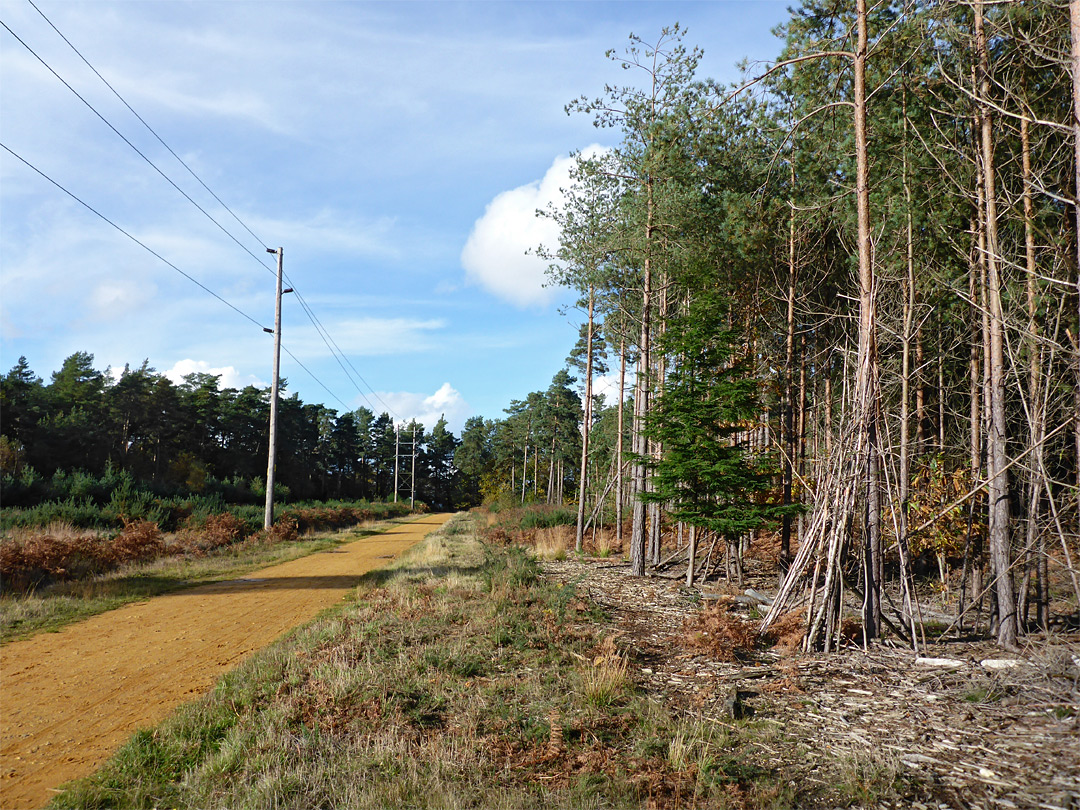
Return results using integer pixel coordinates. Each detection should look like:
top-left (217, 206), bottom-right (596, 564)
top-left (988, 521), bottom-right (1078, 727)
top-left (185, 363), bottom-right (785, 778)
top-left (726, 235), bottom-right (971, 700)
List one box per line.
top-left (3, 141), bottom-right (360, 412)
top-left (25, 0), bottom-right (272, 252)
top-left (10, 11), bottom-right (401, 418)
top-left (1, 140), bottom-right (268, 331)
top-left (6, 14), bottom-right (405, 421)
top-left (279, 344), bottom-right (357, 413)
top-left (0, 18), bottom-right (277, 280)
top-left (288, 287), bottom-right (401, 419)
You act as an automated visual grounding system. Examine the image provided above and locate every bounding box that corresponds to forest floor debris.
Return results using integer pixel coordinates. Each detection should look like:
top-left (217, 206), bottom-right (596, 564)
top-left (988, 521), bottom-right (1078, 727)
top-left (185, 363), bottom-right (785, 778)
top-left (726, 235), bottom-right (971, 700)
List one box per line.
top-left (541, 556), bottom-right (1080, 810)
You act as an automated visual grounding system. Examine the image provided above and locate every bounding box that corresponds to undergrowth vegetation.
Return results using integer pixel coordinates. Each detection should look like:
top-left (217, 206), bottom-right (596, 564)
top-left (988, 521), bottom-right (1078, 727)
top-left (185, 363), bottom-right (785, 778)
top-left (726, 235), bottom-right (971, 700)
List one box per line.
top-left (50, 513), bottom-right (794, 810)
top-left (0, 501), bottom-right (411, 594)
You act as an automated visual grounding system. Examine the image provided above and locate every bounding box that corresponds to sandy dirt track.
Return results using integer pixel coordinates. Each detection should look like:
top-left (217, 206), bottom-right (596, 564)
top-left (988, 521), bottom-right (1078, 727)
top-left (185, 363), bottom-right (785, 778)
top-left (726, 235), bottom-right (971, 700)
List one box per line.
top-left (0, 513), bottom-right (450, 809)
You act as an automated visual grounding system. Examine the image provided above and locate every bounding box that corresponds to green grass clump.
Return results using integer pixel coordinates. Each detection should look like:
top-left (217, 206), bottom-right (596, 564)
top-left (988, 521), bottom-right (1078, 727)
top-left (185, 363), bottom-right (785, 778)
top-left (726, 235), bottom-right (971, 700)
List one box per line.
top-left (519, 505), bottom-right (576, 530)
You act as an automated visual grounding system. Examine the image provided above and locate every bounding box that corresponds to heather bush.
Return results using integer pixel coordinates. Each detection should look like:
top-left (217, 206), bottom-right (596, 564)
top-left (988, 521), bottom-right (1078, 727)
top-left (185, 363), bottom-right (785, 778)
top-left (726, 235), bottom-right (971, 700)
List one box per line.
top-left (174, 512), bottom-right (249, 556)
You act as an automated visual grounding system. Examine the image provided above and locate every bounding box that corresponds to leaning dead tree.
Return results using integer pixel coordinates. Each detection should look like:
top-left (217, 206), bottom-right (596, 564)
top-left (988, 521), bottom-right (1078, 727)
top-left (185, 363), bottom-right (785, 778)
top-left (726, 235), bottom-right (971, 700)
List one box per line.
top-left (759, 0), bottom-right (916, 652)
top-left (759, 376), bottom-right (919, 652)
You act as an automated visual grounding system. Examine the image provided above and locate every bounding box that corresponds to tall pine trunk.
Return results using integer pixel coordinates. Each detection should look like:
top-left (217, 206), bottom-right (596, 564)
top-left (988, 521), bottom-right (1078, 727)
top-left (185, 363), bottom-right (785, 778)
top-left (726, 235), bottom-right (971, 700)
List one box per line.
top-left (1021, 114), bottom-right (1048, 629)
top-left (576, 286), bottom-right (595, 552)
top-left (1070, 0), bottom-right (1080, 519)
top-left (976, 0), bottom-right (1017, 648)
top-left (854, 0), bottom-right (882, 640)
top-left (630, 177), bottom-right (655, 576)
top-left (616, 335), bottom-right (626, 547)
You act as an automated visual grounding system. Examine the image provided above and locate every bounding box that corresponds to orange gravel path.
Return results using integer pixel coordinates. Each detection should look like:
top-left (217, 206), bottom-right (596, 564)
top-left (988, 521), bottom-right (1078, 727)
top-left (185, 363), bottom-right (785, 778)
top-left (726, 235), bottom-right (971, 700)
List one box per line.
top-left (0, 513), bottom-right (450, 809)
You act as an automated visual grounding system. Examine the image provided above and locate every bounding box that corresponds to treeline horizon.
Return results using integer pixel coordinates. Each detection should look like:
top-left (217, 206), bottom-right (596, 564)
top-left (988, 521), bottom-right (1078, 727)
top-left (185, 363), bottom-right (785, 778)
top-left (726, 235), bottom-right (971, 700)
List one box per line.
top-left (0, 352), bottom-right (474, 511)
top-left (0, 348), bottom-right (608, 520)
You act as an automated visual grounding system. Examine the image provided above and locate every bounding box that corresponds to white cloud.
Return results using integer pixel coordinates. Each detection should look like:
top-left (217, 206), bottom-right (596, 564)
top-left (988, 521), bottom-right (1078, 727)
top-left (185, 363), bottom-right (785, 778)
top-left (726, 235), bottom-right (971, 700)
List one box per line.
top-left (373, 382), bottom-right (471, 434)
top-left (89, 280), bottom-right (157, 319)
top-left (460, 145), bottom-right (607, 308)
top-left (164, 359), bottom-right (265, 390)
top-left (591, 371), bottom-right (629, 406)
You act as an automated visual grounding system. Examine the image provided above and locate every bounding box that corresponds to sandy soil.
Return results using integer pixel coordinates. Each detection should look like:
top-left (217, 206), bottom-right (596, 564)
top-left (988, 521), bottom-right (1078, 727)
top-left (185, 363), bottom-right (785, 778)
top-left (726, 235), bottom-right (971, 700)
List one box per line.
top-left (0, 513), bottom-right (450, 810)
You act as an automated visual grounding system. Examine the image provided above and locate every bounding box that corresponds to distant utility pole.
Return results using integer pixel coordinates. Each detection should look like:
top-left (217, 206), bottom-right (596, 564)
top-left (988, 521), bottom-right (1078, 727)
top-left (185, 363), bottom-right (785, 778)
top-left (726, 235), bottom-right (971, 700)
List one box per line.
top-left (393, 426), bottom-right (400, 503)
top-left (263, 247), bottom-right (292, 530)
top-left (410, 422), bottom-right (417, 508)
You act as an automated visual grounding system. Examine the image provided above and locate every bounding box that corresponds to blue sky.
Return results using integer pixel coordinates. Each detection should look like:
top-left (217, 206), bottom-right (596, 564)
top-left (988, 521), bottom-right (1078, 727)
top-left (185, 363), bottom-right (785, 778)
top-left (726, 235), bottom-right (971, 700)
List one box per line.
top-left (1, 0), bottom-right (792, 434)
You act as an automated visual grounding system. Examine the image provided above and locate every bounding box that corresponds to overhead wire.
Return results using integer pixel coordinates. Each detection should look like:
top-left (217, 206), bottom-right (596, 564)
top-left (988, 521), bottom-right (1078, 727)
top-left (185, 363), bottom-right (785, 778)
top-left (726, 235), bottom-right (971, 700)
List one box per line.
top-left (7, 9), bottom-right (404, 420)
top-left (1, 141), bottom-right (358, 408)
top-left (25, 0), bottom-right (271, 252)
top-left (287, 288), bottom-right (401, 418)
top-left (0, 141), bottom-right (267, 330)
top-left (0, 19), bottom-right (279, 281)
top-left (280, 345), bottom-right (353, 412)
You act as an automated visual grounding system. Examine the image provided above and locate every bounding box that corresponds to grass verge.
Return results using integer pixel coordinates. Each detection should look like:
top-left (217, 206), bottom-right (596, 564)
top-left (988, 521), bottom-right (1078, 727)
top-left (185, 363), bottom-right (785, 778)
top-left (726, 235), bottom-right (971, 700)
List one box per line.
top-left (49, 513), bottom-right (794, 810)
top-left (0, 516), bottom-right (417, 645)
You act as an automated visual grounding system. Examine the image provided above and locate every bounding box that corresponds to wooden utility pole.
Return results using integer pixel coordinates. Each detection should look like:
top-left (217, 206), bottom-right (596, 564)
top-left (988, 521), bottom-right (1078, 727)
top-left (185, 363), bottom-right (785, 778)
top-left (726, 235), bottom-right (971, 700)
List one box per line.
top-left (263, 246), bottom-right (284, 530)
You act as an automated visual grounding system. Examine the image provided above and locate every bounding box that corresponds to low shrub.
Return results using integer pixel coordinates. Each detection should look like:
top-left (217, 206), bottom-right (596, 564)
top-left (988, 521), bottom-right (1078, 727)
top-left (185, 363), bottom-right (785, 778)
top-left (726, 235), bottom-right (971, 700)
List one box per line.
top-left (0, 498), bottom-right (111, 531)
top-left (1, 498), bottom-right (413, 592)
top-left (1, 525), bottom-right (118, 590)
top-left (112, 520), bottom-right (165, 564)
top-left (683, 601), bottom-right (760, 662)
top-left (174, 513), bottom-right (249, 556)
top-left (281, 500), bottom-right (411, 534)
top-left (520, 505), bottom-right (576, 530)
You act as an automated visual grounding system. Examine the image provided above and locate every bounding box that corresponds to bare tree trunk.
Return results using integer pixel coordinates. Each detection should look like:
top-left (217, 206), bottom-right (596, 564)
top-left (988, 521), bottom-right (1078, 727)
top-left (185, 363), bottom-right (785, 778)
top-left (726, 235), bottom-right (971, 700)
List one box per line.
top-left (854, 0), bottom-right (881, 640)
top-left (649, 284), bottom-right (668, 567)
top-left (782, 175), bottom-right (797, 581)
top-left (631, 355), bottom-right (647, 576)
top-left (976, 0), bottom-right (1017, 648)
top-left (630, 177), bottom-right (655, 576)
top-left (916, 326), bottom-right (926, 456)
top-left (825, 355), bottom-right (833, 461)
top-left (616, 335), bottom-right (626, 547)
top-left (1070, 0), bottom-right (1080, 523)
top-left (576, 286), bottom-right (595, 552)
top-left (686, 524), bottom-right (697, 587)
top-left (521, 441), bottom-right (528, 504)
top-left (798, 332), bottom-right (808, 550)
top-left (1021, 114), bottom-right (1047, 629)
top-left (547, 432), bottom-right (556, 505)
top-left (937, 335), bottom-right (946, 451)
top-left (899, 85), bottom-right (916, 622)
top-left (960, 208), bottom-right (983, 627)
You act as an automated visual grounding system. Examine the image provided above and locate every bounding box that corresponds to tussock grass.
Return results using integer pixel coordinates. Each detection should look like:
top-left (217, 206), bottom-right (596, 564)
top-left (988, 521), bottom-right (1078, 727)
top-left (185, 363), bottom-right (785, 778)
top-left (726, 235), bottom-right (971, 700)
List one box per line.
top-left (51, 512), bottom-right (788, 810)
top-left (594, 528), bottom-right (617, 558)
top-left (533, 525), bottom-right (572, 560)
top-left (582, 636), bottom-right (629, 708)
